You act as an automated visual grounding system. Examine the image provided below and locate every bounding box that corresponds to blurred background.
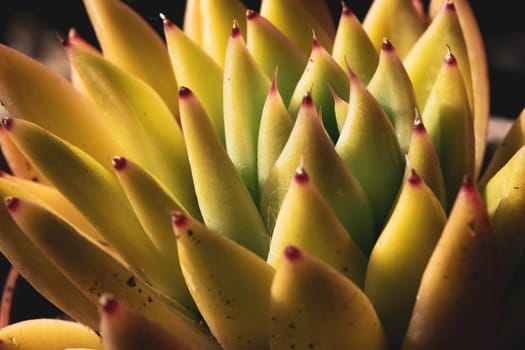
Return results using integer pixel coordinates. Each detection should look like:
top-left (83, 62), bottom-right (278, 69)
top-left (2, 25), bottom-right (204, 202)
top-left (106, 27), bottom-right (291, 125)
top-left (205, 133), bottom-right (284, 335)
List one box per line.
top-left (0, 0), bottom-right (523, 322)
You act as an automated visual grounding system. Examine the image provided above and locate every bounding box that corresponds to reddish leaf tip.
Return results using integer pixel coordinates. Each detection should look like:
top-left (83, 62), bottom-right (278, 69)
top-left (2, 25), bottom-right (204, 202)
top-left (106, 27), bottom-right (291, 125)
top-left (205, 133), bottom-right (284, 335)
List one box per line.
top-left (444, 0), bottom-right (455, 11)
top-left (160, 13), bottom-right (174, 29)
top-left (1, 117), bottom-right (13, 131)
top-left (112, 156), bottom-right (127, 171)
top-left (312, 35), bottom-right (322, 49)
top-left (172, 211), bottom-right (188, 228)
top-left (408, 169), bottom-right (422, 186)
top-left (99, 294), bottom-right (119, 315)
top-left (413, 109), bottom-right (425, 131)
top-left (284, 245), bottom-right (302, 261)
top-left (381, 38), bottom-right (395, 52)
top-left (341, 2), bottom-right (353, 16)
top-left (179, 86), bottom-right (193, 98)
top-left (294, 166), bottom-right (309, 184)
top-left (461, 176), bottom-right (475, 191)
top-left (270, 69), bottom-right (279, 94)
top-left (5, 197), bottom-right (20, 213)
top-left (302, 91), bottom-right (314, 106)
top-left (231, 20), bottom-right (241, 38)
top-left (60, 35), bottom-right (71, 49)
top-left (246, 9), bottom-right (258, 20)
top-left (444, 47), bottom-right (457, 65)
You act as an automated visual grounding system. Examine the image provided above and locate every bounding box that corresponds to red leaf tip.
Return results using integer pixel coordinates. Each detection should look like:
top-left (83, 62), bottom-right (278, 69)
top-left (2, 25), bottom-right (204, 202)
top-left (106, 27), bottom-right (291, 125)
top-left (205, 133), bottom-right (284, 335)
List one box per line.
top-left (444, 46), bottom-right (457, 65)
top-left (284, 245), bottom-right (302, 261)
top-left (112, 156), bottom-right (127, 171)
top-left (172, 211), bottom-right (188, 228)
top-left (381, 38), bottom-right (395, 52)
top-left (407, 168), bottom-right (422, 186)
top-left (294, 166), bottom-right (309, 184)
top-left (179, 86), bottom-right (193, 98)
top-left (1, 117), bottom-right (13, 131)
top-left (160, 13), bottom-right (174, 29)
top-left (302, 91), bottom-right (314, 106)
top-left (246, 9), bottom-right (258, 20)
top-left (5, 197), bottom-right (20, 213)
top-left (312, 33), bottom-right (322, 49)
top-left (99, 294), bottom-right (119, 315)
top-left (413, 109), bottom-right (425, 132)
top-left (231, 20), bottom-right (241, 38)
top-left (341, 2), bottom-right (353, 17)
top-left (444, 0), bottom-right (455, 11)
top-left (461, 176), bottom-right (475, 191)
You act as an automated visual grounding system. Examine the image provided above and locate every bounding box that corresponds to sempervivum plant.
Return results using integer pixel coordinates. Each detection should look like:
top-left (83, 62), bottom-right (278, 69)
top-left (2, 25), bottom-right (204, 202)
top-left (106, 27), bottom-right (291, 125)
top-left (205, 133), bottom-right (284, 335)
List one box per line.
top-left (0, 0), bottom-right (524, 349)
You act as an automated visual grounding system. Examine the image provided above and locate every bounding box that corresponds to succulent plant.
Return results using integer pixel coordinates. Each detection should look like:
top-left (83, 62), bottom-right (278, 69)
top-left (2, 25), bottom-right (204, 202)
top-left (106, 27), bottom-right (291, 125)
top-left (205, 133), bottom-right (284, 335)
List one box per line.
top-left (0, 0), bottom-right (523, 349)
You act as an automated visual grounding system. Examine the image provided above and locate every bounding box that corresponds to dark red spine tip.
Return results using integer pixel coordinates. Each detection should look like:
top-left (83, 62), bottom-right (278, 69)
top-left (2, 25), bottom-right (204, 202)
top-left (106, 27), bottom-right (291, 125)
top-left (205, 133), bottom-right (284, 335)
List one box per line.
top-left (302, 91), bottom-right (314, 106)
top-left (179, 86), bottom-right (192, 98)
top-left (444, 0), bottom-right (455, 11)
top-left (172, 211), bottom-right (188, 228)
top-left (5, 197), bottom-right (20, 213)
top-left (246, 9), bottom-right (258, 20)
top-left (111, 156), bottom-right (127, 171)
top-left (60, 35), bottom-right (71, 49)
top-left (0, 171), bottom-right (5, 178)
top-left (161, 13), bottom-right (174, 29)
top-left (407, 169), bottom-right (422, 186)
top-left (270, 72), bottom-right (279, 94)
top-left (461, 176), bottom-right (475, 191)
top-left (100, 294), bottom-right (119, 315)
top-left (1, 117), bottom-right (14, 131)
top-left (413, 120), bottom-right (425, 133)
top-left (294, 167), bottom-right (309, 184)
top-left (284, 245), bottom-right (302, 261)
top-left (413, 112), bottom-right (425, 132)
top-left (231, 20), bottom-right (241, 38)
top-left (312, 36), bottom-right (321, 49)
top-left (444, 50), bottom-right (457, 65)
top-left (381, 38), bottom-right (394, 52)
top-left (341, 3), bottom-right (353, 17)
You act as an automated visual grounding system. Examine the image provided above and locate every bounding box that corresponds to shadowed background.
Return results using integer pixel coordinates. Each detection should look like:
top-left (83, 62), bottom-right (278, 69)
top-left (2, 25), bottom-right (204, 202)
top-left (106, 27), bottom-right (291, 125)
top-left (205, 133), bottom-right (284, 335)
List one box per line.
top-left (0, 0), bottom-right (523, 322)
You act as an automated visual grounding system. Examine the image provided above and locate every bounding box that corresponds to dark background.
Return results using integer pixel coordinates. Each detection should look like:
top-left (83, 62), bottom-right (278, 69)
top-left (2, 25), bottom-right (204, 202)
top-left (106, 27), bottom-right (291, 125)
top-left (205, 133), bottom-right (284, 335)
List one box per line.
top-left (0, 0), bottom-right (523, 322)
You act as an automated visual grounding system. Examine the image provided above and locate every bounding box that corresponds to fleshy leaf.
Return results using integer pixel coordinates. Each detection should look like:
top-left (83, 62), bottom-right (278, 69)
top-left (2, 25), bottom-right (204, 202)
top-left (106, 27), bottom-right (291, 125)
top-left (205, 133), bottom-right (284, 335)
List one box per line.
top-left (260, 0), bottom-right (334, 55)
top-left (65, 41), bottom-right (199, 216)
top-left (267, 166), bottom-right (367, 287)
top-left (163, 15), bottom-right (225, 145)
top-left (83, 0), bottom-right (180, 118)
top-left (288, 37), bottom-right (348, 142)
top-left (173, 212), bottom-right (274, 350)
top-left (421, 51), bottom-right (474, 211)
top-left (1, 117), bottom-right (189, 304)
top-left (179, 87), bottom-right (269, 258)
top-left (261, 93), bottom-right (375, 255)
top-left (407, 114), bottom-right (448, 209)
top-left (0, 44), bottom-right (122, 172)
top-left (223, 23), bottom-right (272, 202)
top-left (246, 9), bottom-right (307, 105)
top-left (367, 38), bottom-right (418, 154)
top-left (429, 0), bottom-right (491, 178)
top-left (257, 73), bottom-right (294, 191)
top-left (402, 178), bottom-right (502, 349)
top-left (269, 246), bottom-right (388, 349)
top-left (335, 67), bottom-right (405, 232)
top-left (365, 169), bottom-right (446, 347)
top-left (332, 2), bottom-right (379, 85)
top-left (362, 0), bottom-right (427, 58)
top-left (199, 0), bottom-right (247, 68)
